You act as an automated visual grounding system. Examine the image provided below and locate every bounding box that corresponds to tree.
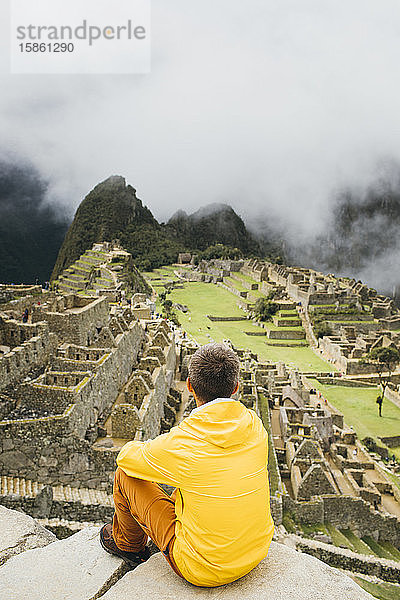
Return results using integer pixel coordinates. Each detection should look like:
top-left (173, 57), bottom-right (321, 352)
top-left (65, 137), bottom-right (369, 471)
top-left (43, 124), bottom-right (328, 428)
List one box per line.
top-left (163, 299), bottom-right (173, 311)
top-left (159, 290), bottom-right (169, 303)
top-left (314, 321), bottom-right (333, 340)
top-left (365, 346), bottom-right (400, 416)
top-left (199, 243), bottom-right (244, 261)
top-left (253, 297), bottom-right (279, 322)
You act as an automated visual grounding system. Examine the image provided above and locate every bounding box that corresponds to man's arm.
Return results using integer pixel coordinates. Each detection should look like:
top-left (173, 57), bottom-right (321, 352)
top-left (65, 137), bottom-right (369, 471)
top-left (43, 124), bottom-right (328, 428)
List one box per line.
top-left (116, 429), bottom-right (183, 487)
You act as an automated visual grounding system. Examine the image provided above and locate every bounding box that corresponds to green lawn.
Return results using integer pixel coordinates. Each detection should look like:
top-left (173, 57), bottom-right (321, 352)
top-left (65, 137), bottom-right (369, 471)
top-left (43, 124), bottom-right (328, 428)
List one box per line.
top-left (308, 379), bottom-right (400, 442)
top-left (308, 378), bottom-right (400, 466)
top-left (354, 577), bottom-right (400, 600)
top-left (153, 280), bottom-right (333, 372)
top-left (234, 271), bottom-right (259, 285)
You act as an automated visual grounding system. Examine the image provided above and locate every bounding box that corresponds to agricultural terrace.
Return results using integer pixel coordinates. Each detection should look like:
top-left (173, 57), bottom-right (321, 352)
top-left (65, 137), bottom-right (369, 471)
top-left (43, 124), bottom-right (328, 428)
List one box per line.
top-left (308, 378), bottom-right (400, 463)
top-left (146, 269), bottom-right (333, 372)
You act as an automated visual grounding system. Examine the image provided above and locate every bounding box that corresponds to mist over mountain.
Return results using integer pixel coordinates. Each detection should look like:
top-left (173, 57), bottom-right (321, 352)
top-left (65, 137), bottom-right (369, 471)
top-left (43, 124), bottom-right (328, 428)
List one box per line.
top-left (52, 175), bottom-right (185, 278)
top-left (168, 203), bottom-right (262, 255)
top-left (52, 177), bottom-right (264, 280)
top-left (280, 164), bottom-right (400, 296)
top-left (0, 158), bottom-right (69, 284)
top-left (3, 159), bottom-right (400, 298)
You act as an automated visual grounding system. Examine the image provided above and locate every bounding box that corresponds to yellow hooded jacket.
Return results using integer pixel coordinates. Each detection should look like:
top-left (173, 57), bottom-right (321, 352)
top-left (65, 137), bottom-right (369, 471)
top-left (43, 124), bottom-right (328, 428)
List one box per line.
top-left (116, 398), bottom-right (274, 587)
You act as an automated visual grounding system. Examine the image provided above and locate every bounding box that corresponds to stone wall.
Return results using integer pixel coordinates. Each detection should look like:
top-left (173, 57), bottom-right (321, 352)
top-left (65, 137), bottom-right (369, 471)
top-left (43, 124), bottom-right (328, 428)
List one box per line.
top-left (267, 329), bottom-right (306, 340)
top-left (31, 296), bottom-right (109, 346)
top-left (0, 329), bottom-right (58, 391)
top-left (138, 366), bottom-right (171, 440)
top-left (379, 435), bottom-right (400, 448)
top-left (207, 315), bottom-right (248, 322)
top-left (0, 322), bottom-right (145, 488)
top-left (283, 494), bottom-right (400, 547)
top-left (296, 537), bottom-right (400, 584)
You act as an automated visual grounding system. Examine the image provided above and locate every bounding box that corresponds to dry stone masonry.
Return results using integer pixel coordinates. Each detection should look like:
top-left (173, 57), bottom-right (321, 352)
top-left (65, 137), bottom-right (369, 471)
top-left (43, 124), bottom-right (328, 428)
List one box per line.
top-left (0, 244), bottom-right (183, 531)
top-left (0, 507), bottom-right (374, 600)
top-left (2, 250), bottom-right (400, 596)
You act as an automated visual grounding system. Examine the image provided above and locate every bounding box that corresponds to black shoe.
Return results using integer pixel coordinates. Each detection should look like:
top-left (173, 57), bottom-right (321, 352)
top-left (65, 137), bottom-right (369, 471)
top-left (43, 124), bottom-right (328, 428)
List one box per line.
top-left (100, 523), bottom-right (151, 568)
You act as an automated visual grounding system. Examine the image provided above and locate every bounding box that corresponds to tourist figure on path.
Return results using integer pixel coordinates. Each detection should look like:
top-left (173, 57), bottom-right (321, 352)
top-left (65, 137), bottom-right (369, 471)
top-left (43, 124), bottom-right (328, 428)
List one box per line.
top-left (100, 343), bottom-right (274, 587)
top-left (22, 308), bottom-right (28, 323)
top-left (376, 395), bottom-right (383, 417)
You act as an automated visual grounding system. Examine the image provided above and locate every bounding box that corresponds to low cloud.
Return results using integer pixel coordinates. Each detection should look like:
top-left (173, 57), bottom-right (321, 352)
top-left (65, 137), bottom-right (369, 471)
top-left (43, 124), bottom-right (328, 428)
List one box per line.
top-left (1, 1), bottom-right (400, 291)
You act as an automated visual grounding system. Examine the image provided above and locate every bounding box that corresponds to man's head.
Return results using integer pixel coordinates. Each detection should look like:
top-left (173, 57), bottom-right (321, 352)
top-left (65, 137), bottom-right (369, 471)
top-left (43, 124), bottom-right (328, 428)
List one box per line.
top-left (187, 343), bottom-right (240, 405)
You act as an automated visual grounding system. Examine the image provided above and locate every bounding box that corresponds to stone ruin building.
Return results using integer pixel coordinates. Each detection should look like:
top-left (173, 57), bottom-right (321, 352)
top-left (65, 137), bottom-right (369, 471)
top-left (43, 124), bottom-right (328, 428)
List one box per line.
top-left (236, 355), bottom-right (400, 588)
top-left (1, 249), bottom-right (400, 592)
top-left (0, 290), bottom-right (181, 486)
top-left (0, 244), bottom-right (191, 536)
top-left (236, 258), bottom-right (400, 381)
top-left (174, 256), bottom-right (400, 587)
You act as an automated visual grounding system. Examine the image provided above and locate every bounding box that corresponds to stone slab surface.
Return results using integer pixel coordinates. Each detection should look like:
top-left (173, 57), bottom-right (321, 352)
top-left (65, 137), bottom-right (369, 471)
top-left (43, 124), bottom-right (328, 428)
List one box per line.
top-left (102, 541), bottom-right (374, 599)
top-left (0, 525), bottom-right (127, 600)
top-left (0, 505), bottom-right (56, 566)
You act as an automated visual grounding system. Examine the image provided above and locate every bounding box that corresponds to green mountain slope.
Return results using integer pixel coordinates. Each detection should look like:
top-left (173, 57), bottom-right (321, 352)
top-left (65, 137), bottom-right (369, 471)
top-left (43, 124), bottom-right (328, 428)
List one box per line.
top-left (52, 176), bottom-right (264, 280)
top-left (0, 159), bottom-right (68, 284)
top-left (168, 203), bottom-right (262, 255)
top-left (52, 175), bottom-right (183, 278)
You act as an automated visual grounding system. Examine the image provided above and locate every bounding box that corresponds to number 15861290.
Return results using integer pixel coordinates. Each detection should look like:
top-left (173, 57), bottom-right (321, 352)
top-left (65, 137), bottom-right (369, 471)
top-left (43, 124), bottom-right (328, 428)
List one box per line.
top-left (19, 42), bottom-right (74, 52)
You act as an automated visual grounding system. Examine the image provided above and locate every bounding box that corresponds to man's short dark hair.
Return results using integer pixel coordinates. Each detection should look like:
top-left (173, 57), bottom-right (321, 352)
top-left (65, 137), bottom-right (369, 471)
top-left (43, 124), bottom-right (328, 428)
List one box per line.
top-left (188, 343), bottom-right (240, 403)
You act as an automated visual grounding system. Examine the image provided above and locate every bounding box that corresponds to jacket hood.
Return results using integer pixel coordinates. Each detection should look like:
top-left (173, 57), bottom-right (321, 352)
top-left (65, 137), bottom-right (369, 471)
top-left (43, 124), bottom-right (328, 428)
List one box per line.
top-left (178, 399), bottom-right (254, 448)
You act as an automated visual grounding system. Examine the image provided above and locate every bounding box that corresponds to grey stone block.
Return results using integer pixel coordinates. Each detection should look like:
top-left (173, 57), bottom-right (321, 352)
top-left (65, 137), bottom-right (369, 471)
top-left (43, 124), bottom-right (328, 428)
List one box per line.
top-left (101, 541), bottom-right (374, 599)
top-left (0, 526), bottom-right (127, 600)
top-left (0, 506), bottom-right (55, 566)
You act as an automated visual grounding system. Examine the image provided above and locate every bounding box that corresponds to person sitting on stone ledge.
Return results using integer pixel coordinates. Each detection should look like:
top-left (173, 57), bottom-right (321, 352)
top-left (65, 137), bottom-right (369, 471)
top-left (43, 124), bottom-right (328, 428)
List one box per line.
top-left (100, 342), bottom-right (274, 587)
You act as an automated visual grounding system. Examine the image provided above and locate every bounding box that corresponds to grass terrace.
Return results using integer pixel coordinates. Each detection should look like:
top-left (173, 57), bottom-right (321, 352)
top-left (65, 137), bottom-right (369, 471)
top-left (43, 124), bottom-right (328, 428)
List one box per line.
top-left (235, 271), bottom-right (259, 284)
top-left (283, 511), bottom-right (400, 560)
top-left (308, 379), bottom-right (400, 462)
top-left (354, 577), bottom-right (400, 600)
top-left (150, 277), bottom-right (333, 372)
top-left (224, 276), bottom-right (248, 293)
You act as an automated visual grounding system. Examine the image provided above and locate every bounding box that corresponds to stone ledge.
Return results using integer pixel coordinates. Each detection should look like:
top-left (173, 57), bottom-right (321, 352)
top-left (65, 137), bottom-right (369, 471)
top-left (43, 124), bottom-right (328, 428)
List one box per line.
top-left (0, 525), bottom-right (127, 600)
top-left (0, 505), bottom-right (55, 566)
top-left (0, 508), bottom-right (374, 599)
top-left (102, 541), bottom-right (373, 599)
top-left (294, 535), bottom-right (400, 584)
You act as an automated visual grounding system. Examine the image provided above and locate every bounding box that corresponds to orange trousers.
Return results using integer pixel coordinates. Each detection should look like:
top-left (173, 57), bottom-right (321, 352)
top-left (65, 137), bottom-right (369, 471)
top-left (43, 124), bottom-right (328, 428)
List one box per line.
top-left (112, 467), bottom-right (184, 579)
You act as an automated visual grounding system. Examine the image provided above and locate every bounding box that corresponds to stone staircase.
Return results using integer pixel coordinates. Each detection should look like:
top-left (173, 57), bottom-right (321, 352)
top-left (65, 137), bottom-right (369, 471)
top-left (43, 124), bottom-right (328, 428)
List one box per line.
top-left (56, 249), bottom-right (112, 294)
top-left (0, 475), bottom-right (113, 506)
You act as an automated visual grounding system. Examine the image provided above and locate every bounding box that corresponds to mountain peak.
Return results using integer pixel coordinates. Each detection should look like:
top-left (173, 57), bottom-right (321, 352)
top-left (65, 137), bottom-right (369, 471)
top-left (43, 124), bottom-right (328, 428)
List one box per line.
top-left (51, 176), bottom-right (155, 279)
top-left (95, 175), bottom-right (126, 191)
top-left (190, 203), bottom-right (234, 220)
top-left (168, 202), bottom-right (261, 255)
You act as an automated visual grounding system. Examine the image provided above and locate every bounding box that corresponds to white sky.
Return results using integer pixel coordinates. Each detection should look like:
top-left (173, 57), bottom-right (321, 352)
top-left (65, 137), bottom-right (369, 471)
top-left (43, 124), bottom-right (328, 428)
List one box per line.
top-left (1, 0), bottom-right (400, 242)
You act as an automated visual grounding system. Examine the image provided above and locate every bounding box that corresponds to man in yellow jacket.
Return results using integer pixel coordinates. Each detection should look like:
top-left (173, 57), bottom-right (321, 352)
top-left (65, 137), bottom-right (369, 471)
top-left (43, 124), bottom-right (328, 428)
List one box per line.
top-left (100, 343), bottom-right (274, 587)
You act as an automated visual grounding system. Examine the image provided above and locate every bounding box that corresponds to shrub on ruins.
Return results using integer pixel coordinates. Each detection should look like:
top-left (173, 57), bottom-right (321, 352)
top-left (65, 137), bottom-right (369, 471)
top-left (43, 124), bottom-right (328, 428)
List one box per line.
top-left (158, 290), bottom-right (180, 326)
top-left (311, 305), bottom-right (362, 316)
top-left (159, 290), bottom-right (169, 303)
top-left (163, 299), bottom-right (173, 311)
top-left (363, 346), bottom-right (400, 417)
top-left (265, 289), bottom-right (280, 301)
top-left (314, 321), bottom-right (333, 339)
top-left (253, 298), bottom-right (279, 322)
top-left (198, 243), bottom-right (243, 261)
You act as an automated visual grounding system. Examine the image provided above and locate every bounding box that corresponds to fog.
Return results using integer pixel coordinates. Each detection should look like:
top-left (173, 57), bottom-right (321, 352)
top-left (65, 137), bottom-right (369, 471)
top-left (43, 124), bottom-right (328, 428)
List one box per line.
top-left (1, 0), bottom-right (400, 290)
